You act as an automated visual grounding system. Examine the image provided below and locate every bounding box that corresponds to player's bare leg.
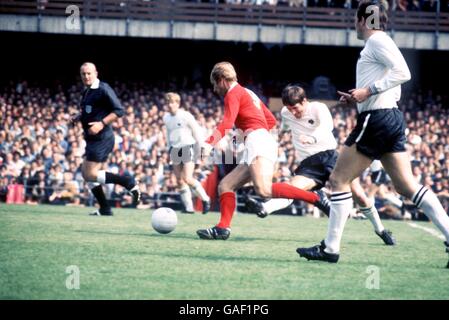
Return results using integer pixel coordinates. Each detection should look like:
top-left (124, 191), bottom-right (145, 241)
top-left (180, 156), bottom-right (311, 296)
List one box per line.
top-left (297, 144), bottom-right (372, 262)
top-left (376, 184), bottom-right (404, 209)
top-left (247, 174), bottom-right (317, 218)
top-left (197, 164), bottom-right (251, 240)
top-left (381, 152), bottom-right (449, 266)
top-left (183, 161), bottom-right (211, 214)
top-left (173, 163), bottom-right (194, 213)
top-left (248, 156), bottom-right (275, 198)
top-left (351, 178), bottom-right (395, 245)
top-left (82, 161), bottom-right (112, 216)
top-left (248, 155), bottom-right (322, 207)
top-left (367, 181), bottom-right (380, 199)
top-left (83, 157), bottom-right (140, 210)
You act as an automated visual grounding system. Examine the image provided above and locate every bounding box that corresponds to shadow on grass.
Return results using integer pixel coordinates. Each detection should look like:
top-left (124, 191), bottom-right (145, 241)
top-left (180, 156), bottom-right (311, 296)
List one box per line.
top-left (124, 249), bottom-right (295, 264)
top-left (74, 229), bottom-right (300, 243)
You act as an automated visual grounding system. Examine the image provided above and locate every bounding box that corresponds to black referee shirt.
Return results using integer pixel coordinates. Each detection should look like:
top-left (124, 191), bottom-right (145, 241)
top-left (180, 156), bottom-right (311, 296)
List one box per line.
top-left (80, 80), bottom-right (125, 141)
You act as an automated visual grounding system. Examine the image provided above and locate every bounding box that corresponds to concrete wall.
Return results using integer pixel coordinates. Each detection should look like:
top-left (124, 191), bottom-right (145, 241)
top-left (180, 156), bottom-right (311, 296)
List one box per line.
top-left (1, 14), bottom-right (448, 50)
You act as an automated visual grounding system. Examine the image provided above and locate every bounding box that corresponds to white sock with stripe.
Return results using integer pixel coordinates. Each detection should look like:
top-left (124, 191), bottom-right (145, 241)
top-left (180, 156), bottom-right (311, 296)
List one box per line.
top-left (412, 185), bottom-right (449, 242)
top-left (180, 185), bottom-right (194, 212)
top-left (359, 204), bottom-right (384, 233)
top-left (324, 191), bottom-right (353, 254)
top-left (262, 198), bottom-right (294, 214)
top-left (191, 180), bottom-right (210, 202)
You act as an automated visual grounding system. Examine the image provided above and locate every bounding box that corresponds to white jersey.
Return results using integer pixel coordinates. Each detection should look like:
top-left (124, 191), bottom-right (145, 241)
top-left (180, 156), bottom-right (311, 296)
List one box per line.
top-left (356, 31), bottom-right (411, 113)
top-left (163, 109), bottom-right (204, 148)
top-left (281, 101), bottom-right (337, 163)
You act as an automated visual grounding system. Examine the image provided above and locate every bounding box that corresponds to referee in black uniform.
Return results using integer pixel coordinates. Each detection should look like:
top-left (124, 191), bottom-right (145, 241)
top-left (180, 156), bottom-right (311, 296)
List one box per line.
top-left (74, 62), bottom-right (140, 215)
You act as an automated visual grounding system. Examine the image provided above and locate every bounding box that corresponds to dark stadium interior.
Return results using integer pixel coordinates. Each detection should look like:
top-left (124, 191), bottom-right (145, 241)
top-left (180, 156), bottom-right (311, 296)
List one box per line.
top-left (2, 31), bottom-right (448, 95)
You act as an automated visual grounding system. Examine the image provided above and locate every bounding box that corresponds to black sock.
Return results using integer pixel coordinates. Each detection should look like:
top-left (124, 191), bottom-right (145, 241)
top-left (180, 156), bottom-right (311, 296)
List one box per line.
top-left (105, 172), bottom-right (134, 190)
top-left (91, 185), bottom-right (110, 210)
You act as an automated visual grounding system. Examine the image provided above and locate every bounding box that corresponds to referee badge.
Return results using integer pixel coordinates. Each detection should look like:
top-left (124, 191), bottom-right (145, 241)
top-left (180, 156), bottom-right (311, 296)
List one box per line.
top-left (85, 105), bottom-right (92, 114)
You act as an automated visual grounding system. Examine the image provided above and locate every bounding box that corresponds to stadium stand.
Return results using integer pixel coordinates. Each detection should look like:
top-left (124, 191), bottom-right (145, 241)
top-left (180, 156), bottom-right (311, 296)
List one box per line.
top-left (1, 0), bottom-right (448, 31)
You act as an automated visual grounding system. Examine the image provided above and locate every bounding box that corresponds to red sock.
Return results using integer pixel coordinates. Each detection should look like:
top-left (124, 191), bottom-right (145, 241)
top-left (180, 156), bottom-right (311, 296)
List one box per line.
top-left (217, 192), bottom-right (236, 229)
top-left (271, 183), bottom-right (319, 204)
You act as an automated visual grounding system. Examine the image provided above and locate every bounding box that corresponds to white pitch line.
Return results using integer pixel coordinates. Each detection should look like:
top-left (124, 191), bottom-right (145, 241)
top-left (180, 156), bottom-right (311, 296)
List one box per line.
top-left (407, 222), bottom-right (445, 240)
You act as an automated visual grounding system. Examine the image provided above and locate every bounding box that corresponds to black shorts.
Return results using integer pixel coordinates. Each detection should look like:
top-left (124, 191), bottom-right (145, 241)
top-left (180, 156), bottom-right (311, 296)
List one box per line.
top-left (345, 108), bottom-right (407, 160)
top-left (371, 169), bottom-right (390, 186)
top-left (293, 149), bottom-right (338, 190)
top-left (85, 136), bottom-right (115, 163)
top-left (169, 145), bottom-right (195, 164)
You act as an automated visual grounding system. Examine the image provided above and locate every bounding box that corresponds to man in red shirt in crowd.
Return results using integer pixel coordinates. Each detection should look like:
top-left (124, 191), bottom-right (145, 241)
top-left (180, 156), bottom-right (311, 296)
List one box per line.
top-left (197, 62), bottom-right (328, 240)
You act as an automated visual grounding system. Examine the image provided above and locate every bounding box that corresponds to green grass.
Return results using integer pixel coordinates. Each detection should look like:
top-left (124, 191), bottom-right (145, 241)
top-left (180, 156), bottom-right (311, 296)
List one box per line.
top-left (0, 204), bottom-right (448, 300)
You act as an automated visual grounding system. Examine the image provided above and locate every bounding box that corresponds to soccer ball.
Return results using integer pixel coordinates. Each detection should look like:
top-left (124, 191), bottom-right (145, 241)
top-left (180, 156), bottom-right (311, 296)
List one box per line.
top-left (151, 207), bottom-right (177, 234)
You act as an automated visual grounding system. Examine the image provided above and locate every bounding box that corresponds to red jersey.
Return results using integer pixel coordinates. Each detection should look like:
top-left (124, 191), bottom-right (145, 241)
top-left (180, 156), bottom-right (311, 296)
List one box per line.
top-left (206, 83), bottom-right (277, 145)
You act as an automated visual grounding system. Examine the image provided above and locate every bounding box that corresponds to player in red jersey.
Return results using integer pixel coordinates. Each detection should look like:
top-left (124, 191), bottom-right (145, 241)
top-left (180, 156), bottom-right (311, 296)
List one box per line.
top-left (196, 62), bottom-right (328, 240)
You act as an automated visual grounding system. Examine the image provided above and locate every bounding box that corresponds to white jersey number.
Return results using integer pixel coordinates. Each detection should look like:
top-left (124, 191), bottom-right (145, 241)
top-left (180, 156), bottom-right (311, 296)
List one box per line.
top-left (245, 88), bottom-right (262, 110)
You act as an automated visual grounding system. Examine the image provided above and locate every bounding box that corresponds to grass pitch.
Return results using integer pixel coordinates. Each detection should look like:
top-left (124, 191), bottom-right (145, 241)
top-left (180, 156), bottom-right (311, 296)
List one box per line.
top-left (0, 204), bottom-right (448, 300)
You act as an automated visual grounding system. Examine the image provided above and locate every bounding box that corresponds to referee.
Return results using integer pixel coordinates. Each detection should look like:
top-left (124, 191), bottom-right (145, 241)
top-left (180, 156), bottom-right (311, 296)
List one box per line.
top-left (75, 62), bottom-right (140, 215)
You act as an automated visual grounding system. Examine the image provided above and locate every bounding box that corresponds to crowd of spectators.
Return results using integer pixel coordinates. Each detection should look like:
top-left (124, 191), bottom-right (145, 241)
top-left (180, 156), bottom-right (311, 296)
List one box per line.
top-left (32, 0), bottom-right (449, 14)
top-left (196, 0), bottom-right (448, 12)
top-left (0, 79), bottom-right (448, 217)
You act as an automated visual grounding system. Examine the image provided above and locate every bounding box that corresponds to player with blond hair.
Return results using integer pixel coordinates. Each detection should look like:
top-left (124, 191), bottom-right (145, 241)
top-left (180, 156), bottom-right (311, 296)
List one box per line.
top-left (163, 92), bottom-right (211, 214)
top-left (197, 62), bottom-right (329, 240)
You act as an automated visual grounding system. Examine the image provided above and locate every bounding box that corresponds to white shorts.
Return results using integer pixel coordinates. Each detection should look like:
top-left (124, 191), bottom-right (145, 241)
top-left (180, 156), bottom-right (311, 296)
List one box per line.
top-left (239, 129), bottom-right (278, 165)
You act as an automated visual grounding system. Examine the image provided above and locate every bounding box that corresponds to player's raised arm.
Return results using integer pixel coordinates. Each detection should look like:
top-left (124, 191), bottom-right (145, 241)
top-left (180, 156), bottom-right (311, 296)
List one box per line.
top-left (337, 90), bottom-right (357, 106)
top-left (205, 93), bottom-right (239, 146)
top-left (186, 112), bottom-right (205, 147)
top-left (104, 82), bottom-right (125, 118)
top-left (88, 83), bottom-right (123, 136)
top-left (367, 35), bottom-right (411, 95)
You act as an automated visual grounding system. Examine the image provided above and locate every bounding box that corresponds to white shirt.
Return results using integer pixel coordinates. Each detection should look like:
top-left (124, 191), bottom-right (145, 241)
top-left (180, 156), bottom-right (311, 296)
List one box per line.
top-left (356, 31), bottom-right (411, 113)
top-left (281, 101), bottom-right (337, 163)
top-left (163, 109), bottom-right (204, 148)
top-left (89, 78), bottom-right (100, 89)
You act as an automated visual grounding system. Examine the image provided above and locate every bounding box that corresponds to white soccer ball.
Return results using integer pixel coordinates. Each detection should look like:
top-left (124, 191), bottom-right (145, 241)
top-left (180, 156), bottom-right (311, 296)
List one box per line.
top-left (151, 207), bottom-right (177, 234)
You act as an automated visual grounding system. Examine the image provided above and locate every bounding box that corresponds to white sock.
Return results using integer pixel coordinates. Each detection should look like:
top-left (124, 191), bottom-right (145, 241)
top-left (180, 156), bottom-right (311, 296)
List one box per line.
top-left (180, 185), bottom-right (194, 212)
top-left (384, 193), bottom-right (403, 208)
top-left (412, 185), bottom-right (449, 242)
top-left (324, 192), bottom-right (353, 254)
top-left (191, 180), bottom-right (210, 202)
top-left (97, 170), bottom-right (106, 184)
top-left (88, 182), bottom-right (101, 189)
top-left (359, 205), bottom-right (384, 233)
top-left (262, 198), bottom-right (294, 214)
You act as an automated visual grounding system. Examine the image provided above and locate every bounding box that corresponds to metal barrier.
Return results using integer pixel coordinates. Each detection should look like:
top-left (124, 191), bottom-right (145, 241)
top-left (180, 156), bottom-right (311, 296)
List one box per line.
top-left (0, 0), bottom-right (448, 32)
